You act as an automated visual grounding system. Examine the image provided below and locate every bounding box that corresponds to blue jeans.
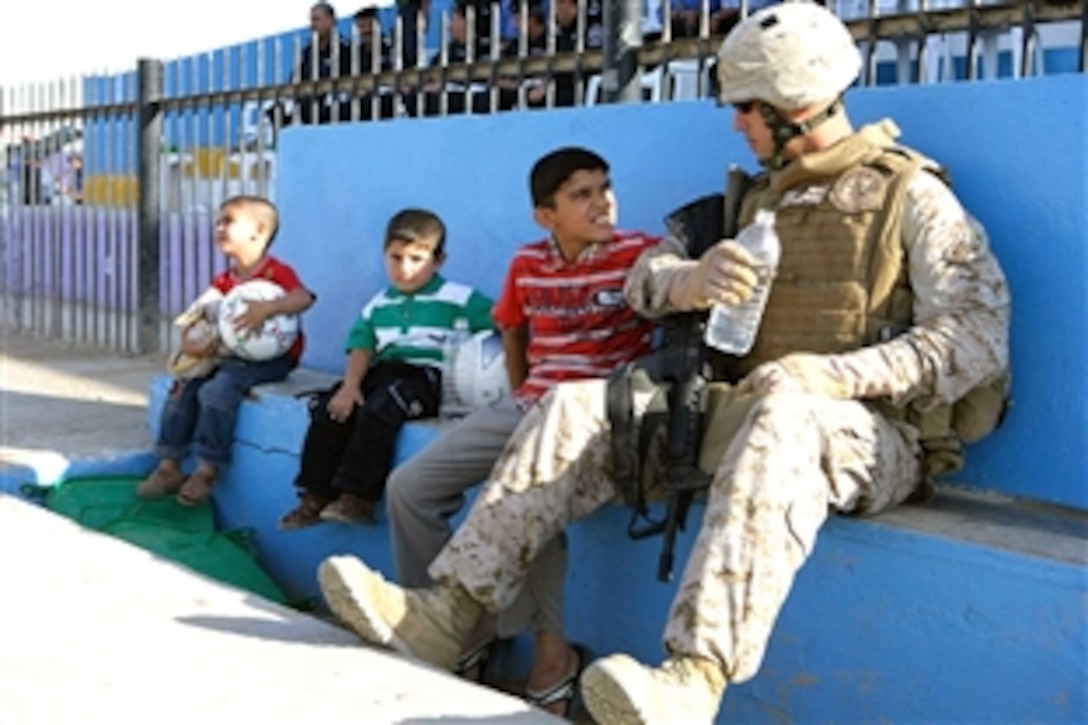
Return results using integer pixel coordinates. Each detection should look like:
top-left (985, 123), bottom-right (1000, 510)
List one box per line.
top-left (156, 355), bottom-right (293, 468)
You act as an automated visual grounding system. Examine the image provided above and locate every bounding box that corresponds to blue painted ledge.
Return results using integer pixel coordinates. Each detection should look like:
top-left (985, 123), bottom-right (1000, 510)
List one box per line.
top-left (130, 370), bottom-right (1087, 724)
top-left (0, 450), bottom-right (156, 497)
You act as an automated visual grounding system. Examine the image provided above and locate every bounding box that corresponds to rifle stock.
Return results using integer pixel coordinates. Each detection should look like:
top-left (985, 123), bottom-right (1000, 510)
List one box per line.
top-left (722, 164), bottom-right (749, 242)
top-left (657, 341), bottom-right (708, 580)
top-left (654, 164), bottom-right (751, 582)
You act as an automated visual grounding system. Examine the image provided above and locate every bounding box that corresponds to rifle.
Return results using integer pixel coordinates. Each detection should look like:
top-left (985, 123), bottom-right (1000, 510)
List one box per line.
top-left (623, 166), bottom-right (751, 582)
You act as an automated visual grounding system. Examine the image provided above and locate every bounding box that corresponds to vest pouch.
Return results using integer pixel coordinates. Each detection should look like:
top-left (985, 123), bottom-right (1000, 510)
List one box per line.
top-left (919, 434), bottom-right (964, 483)
top-left (908, 401), bottom-right (963, 475)
top-left (865, 398), bottom-right (962, 484)
top-left (697, 383), bottom-right (761, 475)
top-left (913, 401), bottom-right (953, 440)
top-left (952, 371), bottom-right (1011, 443)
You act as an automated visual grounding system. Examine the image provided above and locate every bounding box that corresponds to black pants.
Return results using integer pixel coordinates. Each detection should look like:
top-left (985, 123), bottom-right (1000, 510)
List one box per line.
top-left (293, 361), bottom-right (441, 502)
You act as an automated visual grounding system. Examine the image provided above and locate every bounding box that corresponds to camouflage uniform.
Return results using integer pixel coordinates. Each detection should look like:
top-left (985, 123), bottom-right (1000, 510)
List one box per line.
top-left (428, 130), bottom-right (1010, 682)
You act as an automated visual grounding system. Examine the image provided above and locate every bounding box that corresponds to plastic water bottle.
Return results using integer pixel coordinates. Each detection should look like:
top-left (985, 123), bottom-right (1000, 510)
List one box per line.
top-left (703, 209), bottom-right (780, 355)
top-left (441, 317), bottom-right (471, 417)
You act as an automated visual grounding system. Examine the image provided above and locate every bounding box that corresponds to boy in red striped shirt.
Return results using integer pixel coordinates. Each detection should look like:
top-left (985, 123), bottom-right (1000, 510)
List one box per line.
top-left (375, 147), bottom-right (659, 716)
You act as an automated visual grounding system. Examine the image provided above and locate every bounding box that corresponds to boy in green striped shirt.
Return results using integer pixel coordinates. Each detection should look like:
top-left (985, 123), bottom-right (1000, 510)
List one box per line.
top-left (279, 208), bottom-right (494, 528)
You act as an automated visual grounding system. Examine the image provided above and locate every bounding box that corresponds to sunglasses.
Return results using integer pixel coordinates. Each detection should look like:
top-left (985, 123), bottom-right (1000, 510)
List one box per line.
top-left (732, 100), bottom-right (757, 113)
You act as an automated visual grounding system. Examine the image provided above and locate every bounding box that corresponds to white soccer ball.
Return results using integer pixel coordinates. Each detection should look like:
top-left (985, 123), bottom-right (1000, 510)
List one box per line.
top-left (446, 330), bottom-right (510, 413)
top-left (217, 279), bottom-right (299, 361)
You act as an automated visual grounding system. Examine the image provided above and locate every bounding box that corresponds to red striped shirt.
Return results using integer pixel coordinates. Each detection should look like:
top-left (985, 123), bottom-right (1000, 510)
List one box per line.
top-left (493, 231), bottom-right (659, 404)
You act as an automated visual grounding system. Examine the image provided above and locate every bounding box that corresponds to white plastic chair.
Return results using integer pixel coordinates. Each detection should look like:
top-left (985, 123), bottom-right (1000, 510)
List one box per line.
top-left (981, 26), bottom-right (1046, 79)
top-left (665, 59), bottom-right (710, 101)
top-left (240, 100), bottom-right (279, 150)
top-left (642, 0), bottom-right (664, 36)
top-left (584, 67), bottom-right (665, 106)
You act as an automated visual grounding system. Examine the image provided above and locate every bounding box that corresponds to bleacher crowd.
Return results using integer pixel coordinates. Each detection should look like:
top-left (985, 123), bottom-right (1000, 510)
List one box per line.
top-left (275, 0), bottom-right (780, 124)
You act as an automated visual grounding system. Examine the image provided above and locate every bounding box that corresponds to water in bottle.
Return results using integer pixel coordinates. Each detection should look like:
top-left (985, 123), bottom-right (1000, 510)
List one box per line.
top-left (703, 209), bottom-right (780, 355)
top-left (441, 317), bottom-right (471, 417)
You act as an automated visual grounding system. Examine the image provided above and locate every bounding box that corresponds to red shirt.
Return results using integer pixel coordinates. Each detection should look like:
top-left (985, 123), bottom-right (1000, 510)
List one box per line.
top-left (211, 255), bottom-right (308, 366)
top-left (493, 231), bottom-right (658, 405)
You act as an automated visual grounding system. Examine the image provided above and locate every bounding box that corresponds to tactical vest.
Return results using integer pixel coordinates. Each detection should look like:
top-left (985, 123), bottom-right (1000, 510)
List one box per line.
top-left (708, 134), bottom-right (1008, 483)
top-left (729, 148), bottom-right (916, 369)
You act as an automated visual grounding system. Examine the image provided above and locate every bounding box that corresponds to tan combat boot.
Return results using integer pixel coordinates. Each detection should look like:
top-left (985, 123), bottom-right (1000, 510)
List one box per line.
top-left (580, 653), bottom-right (727, 725)
top-left (317, 555), bottom-right (482, 670)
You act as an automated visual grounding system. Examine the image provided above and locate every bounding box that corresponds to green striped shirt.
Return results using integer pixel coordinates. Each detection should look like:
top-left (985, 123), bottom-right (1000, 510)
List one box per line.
top-left (345, 275), bottom-right (495, 369)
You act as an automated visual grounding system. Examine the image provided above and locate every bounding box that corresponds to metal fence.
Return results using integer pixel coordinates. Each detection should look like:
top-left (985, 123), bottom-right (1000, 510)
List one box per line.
top-left (0, 0), bottom-right (1084, 354)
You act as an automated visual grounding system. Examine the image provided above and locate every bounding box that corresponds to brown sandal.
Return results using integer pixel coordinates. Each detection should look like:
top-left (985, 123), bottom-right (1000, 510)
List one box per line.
top-left (176, 468), bottom-right (218, 507)
top-left (524, 643), bottom-right (590, 718)
top-left (136, 465), bottom-right (186, 500)
top-left (454, 637), bottom-right (500, 684)
top-left (318, 494), bottom-right (377, 525)
top-left (278, 493), bottom-right (334, 530)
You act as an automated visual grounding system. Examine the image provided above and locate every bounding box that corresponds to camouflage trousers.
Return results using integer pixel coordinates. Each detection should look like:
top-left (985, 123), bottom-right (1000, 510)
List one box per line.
top-left (428, 378), bottom-right (922, 683)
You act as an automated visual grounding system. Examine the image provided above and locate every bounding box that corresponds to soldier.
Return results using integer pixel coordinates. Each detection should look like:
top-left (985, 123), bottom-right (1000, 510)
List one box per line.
top-left (315, 2), bottom-right (1011, 723)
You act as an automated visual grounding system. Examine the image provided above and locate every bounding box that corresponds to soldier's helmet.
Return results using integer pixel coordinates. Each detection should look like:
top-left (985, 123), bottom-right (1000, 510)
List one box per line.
top-left (716, 1), bottom-right (861, 110)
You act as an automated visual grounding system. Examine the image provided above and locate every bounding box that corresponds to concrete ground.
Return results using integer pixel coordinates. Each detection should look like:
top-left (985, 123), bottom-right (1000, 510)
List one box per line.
top-left (0, 331), bottom-right (561, 724)
top-left (0, 332), bottom-right (160, 477)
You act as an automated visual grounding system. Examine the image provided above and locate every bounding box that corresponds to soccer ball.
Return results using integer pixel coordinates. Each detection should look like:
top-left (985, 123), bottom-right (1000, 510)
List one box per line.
top-left (217, 279), bottom-right (300, 361)
top-left (445, 330), bottom-right (510, 414)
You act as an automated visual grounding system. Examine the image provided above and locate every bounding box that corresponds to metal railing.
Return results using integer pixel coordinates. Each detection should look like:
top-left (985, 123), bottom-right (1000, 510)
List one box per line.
top-left (0, 0), bottom-right (1083, 353)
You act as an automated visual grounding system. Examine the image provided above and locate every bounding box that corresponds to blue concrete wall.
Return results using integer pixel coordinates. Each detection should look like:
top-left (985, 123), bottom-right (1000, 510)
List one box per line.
top-left (145, 377), bottom-right (1087, 724)
top-left (273, 74), bottom-right (1088, 511)
top-left (565, 504), bottom-right (1085, 723)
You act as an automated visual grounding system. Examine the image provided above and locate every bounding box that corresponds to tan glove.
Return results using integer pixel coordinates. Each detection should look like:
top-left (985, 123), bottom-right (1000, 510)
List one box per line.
top-left (168, 319), bottom-right (221, 380)
top-left (736, 352), bottom-right (858, 400)
top-left (173, 288), bottom-right (225, 328)
top-left (666, 239), bottom-right (760, 311)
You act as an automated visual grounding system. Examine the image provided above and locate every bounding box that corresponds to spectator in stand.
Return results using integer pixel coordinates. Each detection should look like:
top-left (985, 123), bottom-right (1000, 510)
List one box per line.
top-left (272, 2), bottom-right (353, 126)
top-left (501, 0), bottom-right (603, 51)
top-left (19, 142), bottom-right (44, 206)
top-left (555, 0), bottom-right (603, 102)
top-left (551, 0), bottom-right (604, 50)
top-left (495, 0), bottom-right (549, 109)
top-left (63, 152), bottom-right (84, 205)
top-left (300, 2), bottom-right (353, 82)
top-left (412, 0), bottom-right (607, 115)
top-left (412, 0), bottom-right (498, 116)
top-left (353, 7), bottom-right (393, 73)
top-left (349, 6), bottom-right (399, 120)
top-left (396, 0), bottom-right (434, 69)
top-left (670, 0), bottom-right (776, 38)
top-left (500, 0), bottom-right (602, 109)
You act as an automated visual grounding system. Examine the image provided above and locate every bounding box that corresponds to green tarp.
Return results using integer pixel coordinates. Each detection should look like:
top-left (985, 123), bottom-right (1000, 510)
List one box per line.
top-left (27, 474), bottom-right (288, 605)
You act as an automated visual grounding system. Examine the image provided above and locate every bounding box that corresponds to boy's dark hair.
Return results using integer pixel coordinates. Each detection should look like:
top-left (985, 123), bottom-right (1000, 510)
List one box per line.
top-left (354, 6), bottom-right (379, 21)
top-left (221, 195), bottom-right (279, 247)
top-left (385, 208), bottom-right (447, 257)
top-left (529, 146), bottom-right (609, 208)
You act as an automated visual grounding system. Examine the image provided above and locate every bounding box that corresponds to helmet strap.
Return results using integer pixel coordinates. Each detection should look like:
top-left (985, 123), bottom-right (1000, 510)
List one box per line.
top-left (757, 98), bottom-right (843, 170)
